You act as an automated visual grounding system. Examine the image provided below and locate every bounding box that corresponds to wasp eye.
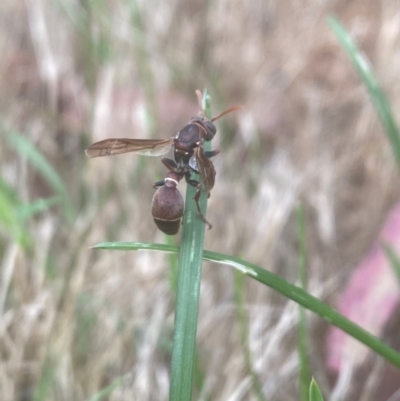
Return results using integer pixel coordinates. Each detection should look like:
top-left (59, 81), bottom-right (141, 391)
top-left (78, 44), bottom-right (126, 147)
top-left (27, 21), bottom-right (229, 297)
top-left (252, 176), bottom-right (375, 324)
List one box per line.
top-left (204, 121), bottom-right (216, 141)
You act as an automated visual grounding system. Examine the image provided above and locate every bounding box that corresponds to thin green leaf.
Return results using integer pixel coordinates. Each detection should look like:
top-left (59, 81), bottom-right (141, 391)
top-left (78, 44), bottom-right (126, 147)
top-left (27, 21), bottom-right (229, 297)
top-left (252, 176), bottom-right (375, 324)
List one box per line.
top-left (193, 349), bottom-right (209, 401)
top-left (4, 129), bottom-right (75, 222)
top-left (165, 234), bottom-right (210, 399)
top-left (91, 241), bottom-right (400, 368)
top-left (166, 234), bottom-right (179, 296)
top-left (297, 205), bottom-right (310, 401)
top-left (309, 378), bottom-right (324, 401)
top-left (0, 189), bottom-right (18, 230)
top-left (382, 243), bottom-right (400, 285)
top-left (0, 188), bottom-right (31, 248)
top-left (0, 178), bottom-right (58, 248)
top-left (17, 196), bottom-right (61, 222)
top-left (168, 91), bottom-right (212, 401)
top-left (34, 357), bottom-right (55, 401)
top-left (0, 177), bottom-right (20, 205)
top-left (328, 16), bottom-right (400, 168)
top-left (234, 271), bottom-right (266, 401)
top-left (86, 376), bottom-right (124, 401)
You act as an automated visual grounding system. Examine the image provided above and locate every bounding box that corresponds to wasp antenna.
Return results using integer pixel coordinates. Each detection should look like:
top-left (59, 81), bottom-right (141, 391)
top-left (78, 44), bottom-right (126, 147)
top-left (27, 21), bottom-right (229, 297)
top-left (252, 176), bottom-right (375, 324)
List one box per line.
top-left (195, 89), bottom-right (206, 117)
top-left (195, 89), bottom-right (203, 110)
top-left (211, 105), bottom-right (243, 122)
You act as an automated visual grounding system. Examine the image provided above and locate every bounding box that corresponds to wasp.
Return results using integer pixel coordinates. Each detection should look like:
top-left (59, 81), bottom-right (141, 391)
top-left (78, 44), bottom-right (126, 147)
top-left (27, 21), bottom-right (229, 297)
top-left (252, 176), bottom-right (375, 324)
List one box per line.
top-left (86, 90), bottom-right (241, 234)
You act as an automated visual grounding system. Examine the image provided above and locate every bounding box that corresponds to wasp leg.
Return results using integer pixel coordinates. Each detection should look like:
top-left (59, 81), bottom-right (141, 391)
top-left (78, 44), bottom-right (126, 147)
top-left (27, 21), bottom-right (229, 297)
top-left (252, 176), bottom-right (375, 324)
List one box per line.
top-left (184, 170), bottom-right (198, 187)
top-left (161, 157), bottom-right (178, 171)
top-left (187, 179), bottom-right (200, 187)
top-left (204, 150), bottom-right (220, 158)
top-left (184, 172), bottom-right (212, 229)
top-left (193, 186), bottom-right (212, 229)
top-left (153, 179), bottom-right (166, 189)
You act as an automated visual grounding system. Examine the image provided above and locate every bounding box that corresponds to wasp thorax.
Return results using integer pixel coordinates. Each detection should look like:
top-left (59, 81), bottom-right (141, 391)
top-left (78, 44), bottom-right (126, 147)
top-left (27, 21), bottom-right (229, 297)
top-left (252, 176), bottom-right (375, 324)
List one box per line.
top-left (151, 173), bottom-right (184, 235)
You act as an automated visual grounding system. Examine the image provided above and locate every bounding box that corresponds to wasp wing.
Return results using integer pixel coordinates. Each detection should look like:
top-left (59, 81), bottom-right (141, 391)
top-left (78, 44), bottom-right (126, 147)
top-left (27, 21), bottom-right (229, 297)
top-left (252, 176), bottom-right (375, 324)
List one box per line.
top-left (193, 145), bottom-right (216, 193)
top-left (188, 154), bottom-right (198, 172)
top-left (85, 138), bottom-right (174, 158)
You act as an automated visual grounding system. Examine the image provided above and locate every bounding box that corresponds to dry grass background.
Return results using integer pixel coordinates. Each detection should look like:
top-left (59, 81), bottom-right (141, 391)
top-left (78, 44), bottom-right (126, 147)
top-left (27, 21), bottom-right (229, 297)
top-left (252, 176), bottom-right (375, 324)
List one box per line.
top-left (1, 0), bottom-right (400, 400)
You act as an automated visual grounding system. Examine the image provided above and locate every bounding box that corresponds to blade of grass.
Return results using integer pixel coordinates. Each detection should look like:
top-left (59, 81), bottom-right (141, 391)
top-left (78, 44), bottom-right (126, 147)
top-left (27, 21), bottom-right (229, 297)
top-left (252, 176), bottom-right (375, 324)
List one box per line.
top-left (328, 16), bottom-right (400, 168)
top-left (382, 243), bottom-right (400, 285)
top-left (4, 128), bottom-right (76, 223)
top-left (17, 196), bottom-right (61, 222)
top-left (85, 374), bottom-right (124, 401)
top-left (0, 185), bottom-right (31, 248)
top-left (234, 271), bottom-right (266, 401)
top-left (165, 235), bottom-right (208, 399)
top-left (168, 90), bottom-right (212, 401)
top-left (34, 356), bottom-right (55, 401)
top-left (309, 378), bottom-right (325, 401)
top-left (205, 250), bottom-right (400, 370)
top-left (0, 177), bottom-right (19, 204)
top-left (91, 241), bottom-right (400, 369)
top-left (166, 234), bottom-right (179, 296)
top-left (193, 349), bottom-right (209, 401)
top-left (0, 177), bottom-right (59, 247)
top-left (297, 205), bottom-right (311, 401)
top-left (0, 187), bottom-right (20, 235)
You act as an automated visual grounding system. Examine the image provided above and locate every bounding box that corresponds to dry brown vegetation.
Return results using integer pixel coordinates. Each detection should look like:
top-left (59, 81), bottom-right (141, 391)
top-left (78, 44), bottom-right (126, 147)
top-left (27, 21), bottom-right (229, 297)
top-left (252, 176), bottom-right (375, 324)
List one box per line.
top-left (1, 0), bottom-right (400, 400)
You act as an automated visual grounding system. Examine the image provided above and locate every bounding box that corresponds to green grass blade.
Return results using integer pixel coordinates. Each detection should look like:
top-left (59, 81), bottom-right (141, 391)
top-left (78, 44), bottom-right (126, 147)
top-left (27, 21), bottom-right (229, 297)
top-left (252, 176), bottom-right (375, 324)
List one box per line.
top-left (34, 356), bottom-right (55, 401)
top-left (0, 176), bottom-right (59, 247)
top-left (4, 129), bottom-right (76, 223)
top-left (193, 349), bottom-right (209, 401)
top-left (297, 205), bottom-right (310, 401)
top-left (204, 250), bottom-right (400, 369)
top-left (309, 378), bottom-right (324, 401)
top-left (165, 235), bottom-right (208, 399)
top-left (17, 196), bottom-right (61, 222)
top-left (91, 242), bottom-right (176, 252)
top-left (86, 376), bottom-right (124, 401)
top-left (328, 16), bottom-right (400, 167)
top-left (166, 234), bottom-right (179, 296)
top-left (168, 91), bottom-right (212, 401)
top-left (382, 243), bottom-right (400, 285)
top-left (0, 188), bottom-right (19, 232)
top-left (91, 241), bottom-right (400, 368)
top-left (0, 185), bottom-right (31, 248)
top-left (0, 177), bottom-right (20, 205)
top-left (234, 271), bottom-right (266, 401)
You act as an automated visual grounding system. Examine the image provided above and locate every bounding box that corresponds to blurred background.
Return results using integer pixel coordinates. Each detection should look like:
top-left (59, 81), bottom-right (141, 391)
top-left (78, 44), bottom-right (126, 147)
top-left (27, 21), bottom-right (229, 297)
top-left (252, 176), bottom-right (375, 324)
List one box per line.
top-left (1, 0), bottom-right (400, 400)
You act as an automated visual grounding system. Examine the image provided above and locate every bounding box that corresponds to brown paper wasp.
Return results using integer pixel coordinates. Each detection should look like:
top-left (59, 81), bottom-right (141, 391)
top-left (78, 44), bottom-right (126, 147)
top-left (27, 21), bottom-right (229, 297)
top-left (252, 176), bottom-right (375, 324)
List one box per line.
top-left (86, 90), bottom-right (241, 235)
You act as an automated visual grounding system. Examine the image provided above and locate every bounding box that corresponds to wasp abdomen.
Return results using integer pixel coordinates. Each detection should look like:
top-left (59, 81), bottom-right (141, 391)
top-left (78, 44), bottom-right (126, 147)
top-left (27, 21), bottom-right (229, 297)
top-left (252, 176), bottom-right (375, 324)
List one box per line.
top-left (151, 176), bottom-right (184, 235)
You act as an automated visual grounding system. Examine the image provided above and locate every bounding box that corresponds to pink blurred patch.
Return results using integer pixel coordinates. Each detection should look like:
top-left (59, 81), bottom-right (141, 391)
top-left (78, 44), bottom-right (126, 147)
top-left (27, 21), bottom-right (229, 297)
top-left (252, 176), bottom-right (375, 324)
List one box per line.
top-left (326, 203), bottom-right (400, 371)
